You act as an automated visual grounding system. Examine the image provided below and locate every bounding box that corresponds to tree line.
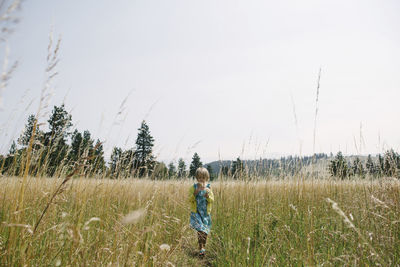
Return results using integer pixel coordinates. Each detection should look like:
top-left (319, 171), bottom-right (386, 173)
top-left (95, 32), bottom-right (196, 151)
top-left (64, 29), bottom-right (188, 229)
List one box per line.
top-left (211, 153), bottom-right (328, 179)
top-left (1, 104), bottom-right (399, 180)
top-left (0, 104), bottom-right (214, 179)
top-left (1, 105), bottom-right (107, 177)
top-left (328, 150), bottom-right (400, 179)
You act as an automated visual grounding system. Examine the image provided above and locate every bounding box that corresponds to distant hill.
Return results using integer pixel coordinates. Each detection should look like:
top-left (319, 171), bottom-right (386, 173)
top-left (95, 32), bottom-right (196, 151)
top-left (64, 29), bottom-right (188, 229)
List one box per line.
top-left (204, 153), bottom-right (329, 177)
top-left (203, 153), bottom-right (393, 179)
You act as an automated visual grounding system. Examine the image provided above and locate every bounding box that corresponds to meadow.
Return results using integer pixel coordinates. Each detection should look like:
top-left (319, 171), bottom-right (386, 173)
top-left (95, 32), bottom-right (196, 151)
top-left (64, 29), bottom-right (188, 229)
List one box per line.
top-left (1, 1), bottom-right (400, 266)
top-left (1, 176), bottom-right (399, 266)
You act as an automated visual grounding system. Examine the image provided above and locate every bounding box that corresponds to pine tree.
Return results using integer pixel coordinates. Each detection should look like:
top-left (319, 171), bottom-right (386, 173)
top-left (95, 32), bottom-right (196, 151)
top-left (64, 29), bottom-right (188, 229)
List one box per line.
top-left (68, 129), bottom-right (95, 175)
top-left (377, 154), bottom-right (384, 176)
top-left (231, 157), bottom-right (243, 179)
top-left (366, 154), bottom-right (375, 176)
top-left (177, 158), bottom-right (187, 178)
top-left (18, 114), bottom-right (39, 147)
top-left (3, 141), bottom-right (18, 174)
top-left (383, 149), bottom-right (399, 177)
top-left (352, 157), bottom-right (365, 178)
top-left (168, 162), bottom-right (176, 178)
top-left (70, 130), bottom-right (83, 162)
top-left (17, 114), bottom-right (44, 161)
top-left (82, 130), bottom-right (94, 151)
top-left (133, 120), bottom-right (155, 177)
top-left (92, 139), bottom-right (106, 175)
top-left (8, 140), bottom-right (17, 156)
top-left (329, 152), bottom-right (349, 179)
top-left (45, 104), bottom-right (72, 146)
top-left (44, 104), bottom-right (73, 176)
top-left (110, 147), bottom-right (122, 178)
top-left (189, 153), bottom-right (202, 177)
top-left (81, 130), bottom-right (94, 166)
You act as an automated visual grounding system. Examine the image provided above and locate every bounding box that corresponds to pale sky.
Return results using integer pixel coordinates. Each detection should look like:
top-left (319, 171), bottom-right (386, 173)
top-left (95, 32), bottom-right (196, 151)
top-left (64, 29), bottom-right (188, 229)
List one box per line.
top-left (0, 0), bottom-right (399, 164)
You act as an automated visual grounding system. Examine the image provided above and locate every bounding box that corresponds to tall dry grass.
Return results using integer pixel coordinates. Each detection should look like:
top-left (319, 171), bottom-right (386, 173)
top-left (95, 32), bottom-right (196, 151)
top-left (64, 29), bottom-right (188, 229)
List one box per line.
top-left (0, 177), bottom-right (399, 266)
top-left (0, 2), bottom-right (399, 265)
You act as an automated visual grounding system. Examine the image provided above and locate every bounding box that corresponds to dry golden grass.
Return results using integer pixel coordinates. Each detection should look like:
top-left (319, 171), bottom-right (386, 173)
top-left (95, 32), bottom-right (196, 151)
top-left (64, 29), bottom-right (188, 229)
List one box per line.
top-left (0, 176), bottom-right (399, 266)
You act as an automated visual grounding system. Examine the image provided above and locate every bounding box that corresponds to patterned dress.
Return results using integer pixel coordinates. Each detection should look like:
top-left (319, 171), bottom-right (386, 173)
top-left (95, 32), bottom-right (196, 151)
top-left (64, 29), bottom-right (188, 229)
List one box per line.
top-left (190, 183), bottom-right (212, 234)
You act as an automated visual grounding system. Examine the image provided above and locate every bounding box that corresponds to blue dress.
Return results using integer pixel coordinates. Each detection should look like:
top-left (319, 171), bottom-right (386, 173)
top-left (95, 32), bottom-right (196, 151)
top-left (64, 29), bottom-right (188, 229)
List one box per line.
top-left (190, 183), bottom-right (212, 234)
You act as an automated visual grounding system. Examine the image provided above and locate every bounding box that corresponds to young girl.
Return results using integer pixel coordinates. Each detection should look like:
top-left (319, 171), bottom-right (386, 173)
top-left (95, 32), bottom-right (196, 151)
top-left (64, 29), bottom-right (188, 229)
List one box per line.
top-left (189, 167), bottom-right (214, 256)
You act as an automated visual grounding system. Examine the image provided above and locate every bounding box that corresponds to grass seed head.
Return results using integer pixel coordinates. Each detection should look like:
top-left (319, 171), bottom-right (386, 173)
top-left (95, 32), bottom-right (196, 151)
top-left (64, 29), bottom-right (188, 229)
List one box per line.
top-left (159, 243), bottom-right (171, 252)
top-left (121, 208), bottom-right (146, 225)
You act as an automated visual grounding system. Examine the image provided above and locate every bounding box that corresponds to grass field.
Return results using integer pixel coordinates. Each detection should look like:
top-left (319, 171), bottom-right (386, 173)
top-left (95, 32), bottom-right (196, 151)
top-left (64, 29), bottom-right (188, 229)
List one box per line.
top-left (0, 176), bottom-right (399, 266)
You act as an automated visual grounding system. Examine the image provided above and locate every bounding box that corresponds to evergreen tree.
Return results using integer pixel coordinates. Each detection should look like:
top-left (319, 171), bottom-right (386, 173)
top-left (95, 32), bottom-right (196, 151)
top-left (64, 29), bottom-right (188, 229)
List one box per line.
top-left (92, 139), bottom-right (106, 174)
top-left (109, 147), bottom-right (122, 178)
top-left (3, 141), bottom-right (19, 174)
top-left (68, 129), bottom-right (95, 175)
top-left (352, 157), bottom-right (365, 178)
top-left (189, 153), bottom-right (203, 177)
top-left (168, 162), bottom-right (176, 178)
top-left (15, 115), bottom-right (43, 175)
top-left (18, 114), bottom-right (40, 147)
top-left (14, 115), bottom-right (43, 176)
top-left (328, 154), bottom-right (338, 177)
top-left (377, 154), bottom-right (384, 176)
top-left (8, 140), bottom-right (17, 155)
top-left (366, 154), bottom-right (375, 176)
top-left (45, 104), bottom-right (72, 146)
top-left (231, 157), bottom-right (243, 179)
top-left (383, 149), bottom-right (399, 177)
top-left (177, 158), bottom-right (187, 178)
top-left (82, 130), bottom-right (94, 151)
top-left (81, 130), bottom-right (94, 164)
top-left (44, 104), bottom-right (73, 176)
top-left (70, 129), bottom-right (83, 162)
top-left (133, 121), bottom-right (155, 177)
top-left (329, 152), bottom-right (349, 179)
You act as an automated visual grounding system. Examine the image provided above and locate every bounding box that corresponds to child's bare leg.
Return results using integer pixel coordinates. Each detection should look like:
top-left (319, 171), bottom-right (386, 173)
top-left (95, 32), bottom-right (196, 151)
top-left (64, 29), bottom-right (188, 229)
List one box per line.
top-left (203, 232), bottom-right (208, 247)
top-left (199, 231), bottom-right (207, 249)
top-left (197, 232), bottom-right (203, 250)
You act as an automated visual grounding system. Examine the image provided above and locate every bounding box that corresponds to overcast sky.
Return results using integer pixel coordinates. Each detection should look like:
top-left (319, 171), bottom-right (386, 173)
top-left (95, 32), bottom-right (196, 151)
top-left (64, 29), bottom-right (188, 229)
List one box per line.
top-left (0, 0), bottom-right (399, 164)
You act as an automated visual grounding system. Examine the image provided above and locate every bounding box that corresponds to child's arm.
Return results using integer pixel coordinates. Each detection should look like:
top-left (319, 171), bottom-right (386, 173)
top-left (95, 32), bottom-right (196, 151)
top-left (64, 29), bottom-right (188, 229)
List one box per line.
top-left (189, 186), bottom-right (197, 213)
top-left (206, 188), bottom-right (214, 215)
top-left (194, 183), bottom-right (205, 196)
top-left (189, 186), bottom-right (196, 203)
top-left (205, 188), bottom-right (214, 203)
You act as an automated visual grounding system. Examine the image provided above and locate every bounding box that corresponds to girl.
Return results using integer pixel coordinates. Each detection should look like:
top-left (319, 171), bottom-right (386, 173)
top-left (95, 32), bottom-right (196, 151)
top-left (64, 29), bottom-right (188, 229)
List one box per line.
top-left (189, 167), bottom-right (214, 256)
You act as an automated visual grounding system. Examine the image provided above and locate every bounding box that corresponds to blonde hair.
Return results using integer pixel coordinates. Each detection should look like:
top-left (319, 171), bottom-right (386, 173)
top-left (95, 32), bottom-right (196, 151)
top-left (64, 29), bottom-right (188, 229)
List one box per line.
top-left (195, 167), bottom-right (210, 181)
